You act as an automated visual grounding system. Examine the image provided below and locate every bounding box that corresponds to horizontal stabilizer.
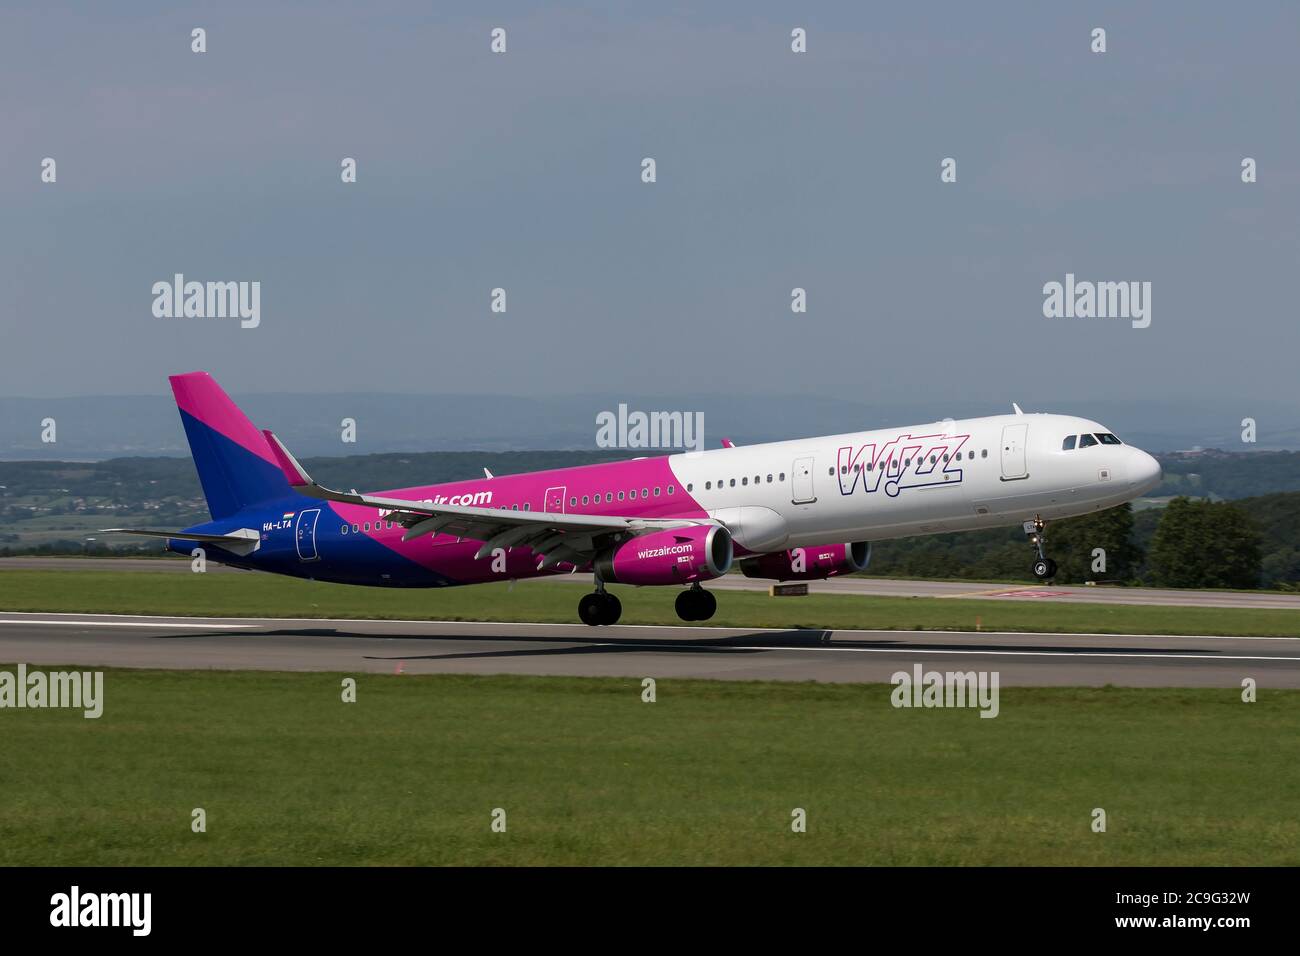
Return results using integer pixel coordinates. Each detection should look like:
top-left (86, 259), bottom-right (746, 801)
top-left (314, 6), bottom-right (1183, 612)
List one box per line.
top-left (100, 527), bottom-right (261, 555)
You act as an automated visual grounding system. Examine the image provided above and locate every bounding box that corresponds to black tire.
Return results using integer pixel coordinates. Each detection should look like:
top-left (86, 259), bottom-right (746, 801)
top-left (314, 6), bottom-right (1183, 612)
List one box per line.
top-left (579, 593), bottom-right (604, 626)
top-left (675, 589), bottom-right (698, 621)
top-left (1044, 558), bottom-right (1058, 579)
top-left (599, 593), bottom-right (622, 626)
top-left (695, 589), bottom-right (717, 621)
top-left (1032, 559), bottom-right (1051, 580)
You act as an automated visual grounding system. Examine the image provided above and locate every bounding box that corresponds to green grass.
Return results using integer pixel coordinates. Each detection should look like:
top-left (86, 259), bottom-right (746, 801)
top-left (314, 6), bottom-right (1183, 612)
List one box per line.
top-left (1, 667), bottom-right (1297, 865)
top-left (3, 569), bottom-right (1300, 636)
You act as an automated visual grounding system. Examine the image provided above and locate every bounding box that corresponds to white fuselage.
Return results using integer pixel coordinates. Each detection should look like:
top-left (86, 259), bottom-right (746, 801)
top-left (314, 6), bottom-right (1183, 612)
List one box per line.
top-left (668, 412), bottom-right (1162, 553)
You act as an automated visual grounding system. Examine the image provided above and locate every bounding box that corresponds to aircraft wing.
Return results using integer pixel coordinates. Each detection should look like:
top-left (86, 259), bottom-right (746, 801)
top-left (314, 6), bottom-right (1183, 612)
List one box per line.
top-left (262, 431), bottom-right (706, 569)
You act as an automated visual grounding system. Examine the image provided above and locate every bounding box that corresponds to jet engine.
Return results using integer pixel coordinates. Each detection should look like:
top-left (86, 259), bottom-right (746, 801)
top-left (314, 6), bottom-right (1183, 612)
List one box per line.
top-left (738, 541), bottom-right (870, 582)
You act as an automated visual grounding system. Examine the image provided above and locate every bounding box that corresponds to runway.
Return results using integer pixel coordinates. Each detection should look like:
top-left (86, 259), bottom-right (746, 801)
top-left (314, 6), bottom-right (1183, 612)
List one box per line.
top-left (3, 611), bottom-right (1299, 687)
top-left (6, 556), bottom-right (1299, 610)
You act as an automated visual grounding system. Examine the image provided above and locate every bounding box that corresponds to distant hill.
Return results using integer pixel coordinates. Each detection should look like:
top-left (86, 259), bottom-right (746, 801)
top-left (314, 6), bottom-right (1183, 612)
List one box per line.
top-left (4, 391), bottom-right (1300, 459)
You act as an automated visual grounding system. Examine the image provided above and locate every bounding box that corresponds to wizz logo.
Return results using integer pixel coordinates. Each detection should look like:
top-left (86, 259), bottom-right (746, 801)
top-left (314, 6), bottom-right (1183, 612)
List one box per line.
top-left (837, 432), bottom-right (970, 498)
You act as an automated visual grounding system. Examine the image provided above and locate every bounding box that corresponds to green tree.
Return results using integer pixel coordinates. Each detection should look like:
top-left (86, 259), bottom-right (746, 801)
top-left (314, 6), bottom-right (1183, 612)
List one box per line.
top-left (1049, 503), bottom-right (1142, 584)
top-left (1146, 497), bottom-right (1263, 589)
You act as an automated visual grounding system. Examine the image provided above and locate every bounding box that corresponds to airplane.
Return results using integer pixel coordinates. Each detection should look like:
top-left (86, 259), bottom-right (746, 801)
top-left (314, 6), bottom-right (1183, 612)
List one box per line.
top-left (105, 372), bottom-right (1163, 626)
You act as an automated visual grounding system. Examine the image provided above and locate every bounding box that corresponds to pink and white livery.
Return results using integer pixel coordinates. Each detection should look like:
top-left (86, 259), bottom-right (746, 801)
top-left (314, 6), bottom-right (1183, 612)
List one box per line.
top-left (106, 372), bottom-right (1162, 625)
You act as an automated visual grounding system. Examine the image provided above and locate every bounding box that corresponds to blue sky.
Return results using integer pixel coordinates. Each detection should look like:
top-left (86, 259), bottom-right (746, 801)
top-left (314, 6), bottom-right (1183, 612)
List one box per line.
top-left (2, 1), bottom-right (1297, 415)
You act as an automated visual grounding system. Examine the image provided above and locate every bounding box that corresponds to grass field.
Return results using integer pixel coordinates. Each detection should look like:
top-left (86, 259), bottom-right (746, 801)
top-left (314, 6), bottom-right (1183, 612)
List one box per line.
top-left (1, 667), bottom-right (1297, 866)
top-left (2, 568), bottom-right (1300, 637)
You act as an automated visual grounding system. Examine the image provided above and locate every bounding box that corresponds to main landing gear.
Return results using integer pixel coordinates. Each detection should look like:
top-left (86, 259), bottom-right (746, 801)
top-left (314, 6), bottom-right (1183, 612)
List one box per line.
top-left (1025, 515), bottom-right (1058, 580)
top-left (577, 580), bottom-right (718, 626)
top-left (675, 584), bottom-right (717, 622)
top-left (578, 579), bottom-right (622, 626)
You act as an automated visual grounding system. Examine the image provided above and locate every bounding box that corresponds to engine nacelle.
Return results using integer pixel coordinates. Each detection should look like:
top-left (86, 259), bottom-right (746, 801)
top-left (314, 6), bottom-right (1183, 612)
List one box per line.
top-left (738, 541), bottom-right (870, 582)
top-left (594, 525), bottom-right (733, 586)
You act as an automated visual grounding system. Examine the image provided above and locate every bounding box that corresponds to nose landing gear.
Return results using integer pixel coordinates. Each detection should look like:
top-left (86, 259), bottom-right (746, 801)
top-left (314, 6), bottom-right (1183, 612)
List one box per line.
top-left (1025, 515), bottom-right (1057, 580)
top-left (578, 578), bottom-right (622, 626)
top-left (675, 584), bottom-right (717, 622)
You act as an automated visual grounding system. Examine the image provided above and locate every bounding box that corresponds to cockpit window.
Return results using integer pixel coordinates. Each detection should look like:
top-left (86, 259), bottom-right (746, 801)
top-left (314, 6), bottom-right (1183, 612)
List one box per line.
top-left (1078, 434), bottom-right (1099, 448)
top-left (1062, 435), bottom-right (1077, 451)
top-left (1096, 433), bottom-right (1122, 445)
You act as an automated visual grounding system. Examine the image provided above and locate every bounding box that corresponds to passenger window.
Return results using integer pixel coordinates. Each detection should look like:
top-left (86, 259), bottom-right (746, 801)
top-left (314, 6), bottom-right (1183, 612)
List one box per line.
top-left (767, 474), bottom-right (773, 482)
top-left (642, 488), bottom-right (649, 498)
top-left (352, 525), bottom-right (359, 533)
top-left (1062, 436), bottom-right (1077, 450)
top-left (606, 493), bottom-right (613, 502)
top-left (667, 485), bottom-right (675, 494)
top-left (968, 451), bottom-right (974, 460)
top-left (779, 473), bottom-right (786, 481)
top-left (981, 449), bottom-right (988, 458)
top-left (1079, 434), bottom-right (1098, 448)
top-left (654, 487), bottom-right (660, 496)
top-left (629, 489), bottom-right (636, 499)
top-left (705, 481), bottom-right (712, 490)
top-left (617, 492), bottom-right (625, 501)
top-left (511, 505), bottom-right (518, 511)
top-left (582, 495), bottom-right (589, 505)
top-left (364, 522), bottom-right (370, 531)
top-left (341, 525), bottom-right (348, 535)
top-left (686, 484), bottom-right (693, 492)
top-left (569, 496), bottom-right (577, 506)
top-left (729, 478), bottom-right (736, 487)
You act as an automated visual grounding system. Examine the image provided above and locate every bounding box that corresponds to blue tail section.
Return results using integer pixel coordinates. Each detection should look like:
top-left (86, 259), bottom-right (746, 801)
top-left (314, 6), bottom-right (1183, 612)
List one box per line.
top-left (170, 372), bottom-right (294, 520)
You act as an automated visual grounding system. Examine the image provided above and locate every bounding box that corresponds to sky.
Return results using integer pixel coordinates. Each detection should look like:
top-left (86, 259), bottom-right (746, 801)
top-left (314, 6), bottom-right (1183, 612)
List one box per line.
top-left (2, 1), bottom-right (1298, 424)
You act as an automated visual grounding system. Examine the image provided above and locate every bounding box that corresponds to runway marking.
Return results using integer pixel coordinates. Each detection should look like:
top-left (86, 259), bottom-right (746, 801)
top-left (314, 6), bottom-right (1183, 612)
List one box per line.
top-left (0, 619), bottom-right (256, 630)
top-left (580, 642), bottom-right (1300, 664)
top-left (943, 587), bottom-right (1037, 598)
top-left (0, 612), bottom-right (1298, 643)
top-left (984, 589), bottom-right (1071, 598)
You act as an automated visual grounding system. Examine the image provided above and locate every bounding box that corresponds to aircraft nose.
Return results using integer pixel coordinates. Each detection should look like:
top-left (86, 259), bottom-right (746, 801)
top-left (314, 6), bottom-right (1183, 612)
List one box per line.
top-left (1129, 449), bottom-right (1162, 492)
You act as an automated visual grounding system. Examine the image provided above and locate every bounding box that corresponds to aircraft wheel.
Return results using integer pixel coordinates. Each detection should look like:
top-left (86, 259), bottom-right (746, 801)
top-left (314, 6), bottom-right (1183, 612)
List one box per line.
top-left (1032, 558), bottom-right (1052, 580)
top-left (599, 593), bottom-right (622, 626)
top-left (579, 593), bottom-right (604, 626)
top-left (675, 589), bottom-right (698, 622)
top-left (694, 589), bottom-right (717, 621)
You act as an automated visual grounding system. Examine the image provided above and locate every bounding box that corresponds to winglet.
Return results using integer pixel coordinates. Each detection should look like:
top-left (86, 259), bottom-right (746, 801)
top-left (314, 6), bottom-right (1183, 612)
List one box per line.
top-left (483, 467), bottom-right (494, 479)
top-left (721, 438), bottom-right (736, 448)
top-left (262, 430), bottom-right (313, 487)
top-left (1012, 403), bottom-right (1024, 416)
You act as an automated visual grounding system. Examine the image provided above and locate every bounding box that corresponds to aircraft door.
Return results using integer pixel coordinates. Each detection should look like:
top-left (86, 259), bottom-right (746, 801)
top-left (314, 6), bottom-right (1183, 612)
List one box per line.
top-left (544, 486), bottom-right (567, 513)
top-left (1000, 424), bottom-right (1029, 480)
top-left (791, 457), bottom-right (816, 503)
top-left (295, 508), bottom-right (321, 561)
